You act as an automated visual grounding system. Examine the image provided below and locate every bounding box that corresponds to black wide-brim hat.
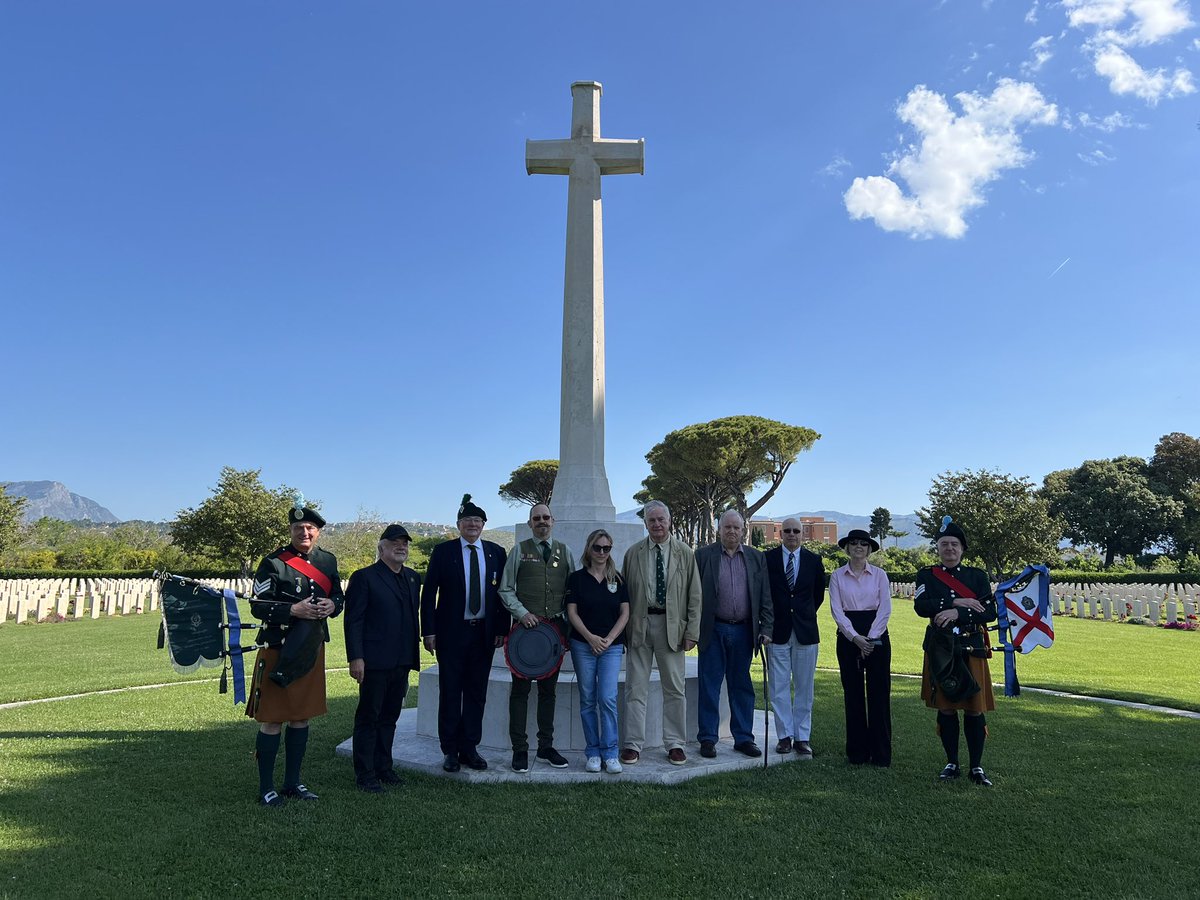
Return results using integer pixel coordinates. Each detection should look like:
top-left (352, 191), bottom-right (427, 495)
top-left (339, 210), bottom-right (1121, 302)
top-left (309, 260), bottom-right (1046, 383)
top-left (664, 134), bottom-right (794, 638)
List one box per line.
top-left (838, 528), bottom-right (880, 552)
top-left (504, 619), bottom-right (567, 680)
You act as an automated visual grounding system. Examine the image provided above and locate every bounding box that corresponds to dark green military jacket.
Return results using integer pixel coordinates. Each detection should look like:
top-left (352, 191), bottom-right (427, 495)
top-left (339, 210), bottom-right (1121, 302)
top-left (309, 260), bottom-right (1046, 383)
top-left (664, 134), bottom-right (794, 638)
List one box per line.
top-left (250, 545), bottom-right (345, 647)
top-left (913, 564), bottom-right (996, 653)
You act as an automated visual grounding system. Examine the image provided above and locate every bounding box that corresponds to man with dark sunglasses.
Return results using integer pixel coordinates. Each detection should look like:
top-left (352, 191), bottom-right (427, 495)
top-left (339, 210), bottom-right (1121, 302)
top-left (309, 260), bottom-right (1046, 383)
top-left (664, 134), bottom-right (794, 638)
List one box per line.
top-left (764, 516), bottom-right (826, 757)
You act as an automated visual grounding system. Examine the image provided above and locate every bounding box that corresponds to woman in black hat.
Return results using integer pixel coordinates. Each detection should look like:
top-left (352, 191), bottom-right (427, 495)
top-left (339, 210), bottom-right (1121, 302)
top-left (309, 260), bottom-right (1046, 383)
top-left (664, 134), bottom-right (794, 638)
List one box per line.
top-left (914, 517), bottom-right (997, 786)
top-left (829, 529), bottom-right (893, 766)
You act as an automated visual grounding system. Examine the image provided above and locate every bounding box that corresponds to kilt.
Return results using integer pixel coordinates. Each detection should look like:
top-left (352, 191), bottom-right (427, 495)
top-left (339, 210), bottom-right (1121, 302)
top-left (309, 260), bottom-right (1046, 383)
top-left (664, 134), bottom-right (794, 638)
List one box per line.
top-left (246, 643), bottom-right (328, 723)
top-left (921, 651), bottom-right (995, 713)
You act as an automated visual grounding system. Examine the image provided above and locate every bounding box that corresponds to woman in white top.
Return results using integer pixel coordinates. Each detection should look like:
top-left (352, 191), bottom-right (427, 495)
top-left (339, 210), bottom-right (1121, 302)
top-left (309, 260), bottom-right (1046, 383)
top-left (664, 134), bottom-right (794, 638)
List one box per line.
top-left (828, 529), bottom-right (892, 766)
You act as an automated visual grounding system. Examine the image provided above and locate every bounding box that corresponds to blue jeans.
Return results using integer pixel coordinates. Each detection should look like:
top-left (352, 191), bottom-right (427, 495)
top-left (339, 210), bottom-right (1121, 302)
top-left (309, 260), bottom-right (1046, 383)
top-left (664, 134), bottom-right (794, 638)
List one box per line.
top-left (697, 620), bottom-right (755, 745)
top-left (570, 639), bottom-right (624, 758)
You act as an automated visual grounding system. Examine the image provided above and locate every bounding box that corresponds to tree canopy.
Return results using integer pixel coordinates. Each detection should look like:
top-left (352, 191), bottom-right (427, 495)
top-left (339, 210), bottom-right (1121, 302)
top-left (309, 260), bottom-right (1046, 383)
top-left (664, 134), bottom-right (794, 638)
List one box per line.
top-left (635, 415), bottom-right (819, 545)
top-left (916, 468), bottom-right (1059, 577)
top-left (1043, 456), bottom-right (1183, 568)
top-left (498, 460), bottom-right (558, 507)
top-left (171, 467), bottom-right (301, 575)
top-left (869, 507), bottom-right (891, 546)
top-left (1149, 432), bottom-right (1200, 556)
top-left (0, 486), bottom-right (28, 556)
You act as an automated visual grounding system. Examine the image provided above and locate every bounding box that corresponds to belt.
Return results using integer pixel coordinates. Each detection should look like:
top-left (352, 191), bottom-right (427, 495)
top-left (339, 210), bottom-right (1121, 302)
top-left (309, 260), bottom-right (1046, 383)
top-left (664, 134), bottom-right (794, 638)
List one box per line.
top-left (647, 607), bottom-right (666, 615)
top-left (465, 619), bottom-right (486, 626)
top-left (715, 616), bottom-right (746, 626)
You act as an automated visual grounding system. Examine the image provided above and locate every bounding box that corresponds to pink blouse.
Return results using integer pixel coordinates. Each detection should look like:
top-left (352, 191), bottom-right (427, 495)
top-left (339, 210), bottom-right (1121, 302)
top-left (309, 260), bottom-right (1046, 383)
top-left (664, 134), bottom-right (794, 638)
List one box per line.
top-left (829, 563), bottom-right (892, 640)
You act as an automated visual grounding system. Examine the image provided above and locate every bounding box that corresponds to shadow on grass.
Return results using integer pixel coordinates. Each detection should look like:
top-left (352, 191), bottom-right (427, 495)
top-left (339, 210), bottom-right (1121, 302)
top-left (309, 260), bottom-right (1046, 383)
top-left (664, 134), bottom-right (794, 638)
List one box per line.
top-left (0, 677), bottom-right (1197, 899)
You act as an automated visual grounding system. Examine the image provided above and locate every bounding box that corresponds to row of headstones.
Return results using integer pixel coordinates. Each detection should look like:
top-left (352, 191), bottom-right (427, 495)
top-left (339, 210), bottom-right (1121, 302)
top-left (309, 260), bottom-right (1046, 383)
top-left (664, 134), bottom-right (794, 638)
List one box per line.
top-left (891, 580), bottom-right (1199, 623)
top-left (0, 576), bottom-right (364, 623)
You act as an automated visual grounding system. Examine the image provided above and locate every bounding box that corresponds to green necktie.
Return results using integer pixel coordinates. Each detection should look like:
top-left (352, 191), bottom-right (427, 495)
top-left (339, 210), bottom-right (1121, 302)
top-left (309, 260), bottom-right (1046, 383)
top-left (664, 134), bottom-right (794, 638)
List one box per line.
top-left (655, 544), bottom-right (666, 607)
top-left (468, 544), bottom-right (482, 615)
top-left (540, 541), bottom-right (551, 563)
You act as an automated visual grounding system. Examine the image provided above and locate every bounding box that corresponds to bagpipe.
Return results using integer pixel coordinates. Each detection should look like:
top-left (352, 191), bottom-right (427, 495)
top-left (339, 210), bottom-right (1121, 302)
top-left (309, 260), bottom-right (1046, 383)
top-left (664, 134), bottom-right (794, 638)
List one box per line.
top-left (991, 564), bottom-right (1055, 697)
top-left (155, 571), bottom-right (271, 705)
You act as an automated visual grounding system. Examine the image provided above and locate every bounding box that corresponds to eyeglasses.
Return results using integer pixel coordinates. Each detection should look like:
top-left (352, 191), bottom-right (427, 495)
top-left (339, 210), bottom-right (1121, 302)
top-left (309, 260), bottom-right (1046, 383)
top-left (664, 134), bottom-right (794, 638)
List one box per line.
top-left (530, 515), bottom-right (552, 522)
top-left (591, 544), bottom-right (613, 553)
top-left (781, 528), bottom-right (802, 535)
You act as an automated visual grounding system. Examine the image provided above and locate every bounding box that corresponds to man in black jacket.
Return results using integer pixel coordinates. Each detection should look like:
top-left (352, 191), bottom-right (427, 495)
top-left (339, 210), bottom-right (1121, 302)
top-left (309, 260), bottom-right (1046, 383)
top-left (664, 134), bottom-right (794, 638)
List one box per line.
top-left (344, 524), bottom-right (422, 792)
top-left (763, 517), bottom-right (826, 758)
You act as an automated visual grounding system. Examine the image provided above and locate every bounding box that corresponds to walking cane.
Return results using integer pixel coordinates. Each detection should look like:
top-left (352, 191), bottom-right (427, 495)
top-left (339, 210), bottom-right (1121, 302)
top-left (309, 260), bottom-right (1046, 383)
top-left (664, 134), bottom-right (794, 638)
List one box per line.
top-left (758, 643), bottom-right (769, 770)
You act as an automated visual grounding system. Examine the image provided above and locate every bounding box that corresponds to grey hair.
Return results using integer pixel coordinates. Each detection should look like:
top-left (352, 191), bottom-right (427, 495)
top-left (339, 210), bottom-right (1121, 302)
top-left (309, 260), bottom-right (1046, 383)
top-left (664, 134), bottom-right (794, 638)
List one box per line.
top-left (718, 509), bottom-right (745, 528)
top-left (643, 499), bottom-right (671, 518)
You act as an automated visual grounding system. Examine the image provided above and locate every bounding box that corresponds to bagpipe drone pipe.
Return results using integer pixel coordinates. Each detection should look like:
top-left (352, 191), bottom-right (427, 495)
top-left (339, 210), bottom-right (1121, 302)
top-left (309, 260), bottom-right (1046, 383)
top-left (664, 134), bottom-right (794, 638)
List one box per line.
top-left (155, 571), bottom-right (272, 705)
top-left (990, 564), bottom-right (1055, 697)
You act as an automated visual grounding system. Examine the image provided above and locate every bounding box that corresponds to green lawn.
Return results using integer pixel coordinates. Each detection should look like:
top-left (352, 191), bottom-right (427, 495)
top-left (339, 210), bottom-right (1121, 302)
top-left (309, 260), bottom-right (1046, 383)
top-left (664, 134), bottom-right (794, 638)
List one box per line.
top-left (0, 608), bottom-right (1197, 898)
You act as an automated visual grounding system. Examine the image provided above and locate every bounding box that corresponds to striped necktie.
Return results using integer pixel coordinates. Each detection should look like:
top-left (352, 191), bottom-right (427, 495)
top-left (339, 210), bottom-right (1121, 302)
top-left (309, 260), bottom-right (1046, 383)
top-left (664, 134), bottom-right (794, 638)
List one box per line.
top-left (785, 550), bottom-right (796, 589)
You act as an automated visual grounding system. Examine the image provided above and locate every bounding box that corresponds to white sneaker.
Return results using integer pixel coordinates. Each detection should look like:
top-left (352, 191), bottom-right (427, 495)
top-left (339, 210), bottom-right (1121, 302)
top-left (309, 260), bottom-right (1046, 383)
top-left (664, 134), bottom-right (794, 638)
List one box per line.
top-left (604, 757), bottom-right (623, 774)
top-left (585, 756), bottom-right (602, 773)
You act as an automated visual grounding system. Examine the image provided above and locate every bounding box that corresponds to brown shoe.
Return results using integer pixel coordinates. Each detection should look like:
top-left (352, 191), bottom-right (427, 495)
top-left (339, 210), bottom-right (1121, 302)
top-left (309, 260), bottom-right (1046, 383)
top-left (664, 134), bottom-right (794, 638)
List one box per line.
top-left (795, 741), bottom-right (813, 758)
top-left (667, 747), bottom-right (687, 765)
top-left (775, 737), bottom-right (793, 754)
top-left (619, 748), bottom-right (640, 765)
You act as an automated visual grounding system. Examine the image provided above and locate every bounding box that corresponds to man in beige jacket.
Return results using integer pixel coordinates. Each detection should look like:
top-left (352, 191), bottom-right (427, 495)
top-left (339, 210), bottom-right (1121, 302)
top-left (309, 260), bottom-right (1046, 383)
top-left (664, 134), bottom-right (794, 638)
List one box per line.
top-left (620, 500), bottom-right (702, 765)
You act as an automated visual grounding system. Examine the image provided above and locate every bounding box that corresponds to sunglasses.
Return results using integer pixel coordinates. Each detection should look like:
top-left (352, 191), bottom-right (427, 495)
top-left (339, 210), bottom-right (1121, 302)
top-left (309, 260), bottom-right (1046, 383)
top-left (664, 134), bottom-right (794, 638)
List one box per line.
top-left (846, 540), bottom-right (870, 547)
top-left (591, 544), bottom-right (613, 553)
top-left (781, 528), bottom-right (802, 535)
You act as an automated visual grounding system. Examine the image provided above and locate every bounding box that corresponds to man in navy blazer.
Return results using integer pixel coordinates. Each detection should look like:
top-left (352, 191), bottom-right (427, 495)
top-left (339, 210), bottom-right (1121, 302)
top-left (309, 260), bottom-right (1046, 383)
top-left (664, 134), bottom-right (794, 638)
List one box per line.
top-left (421, 495), bottom-right (508, 773)
top-left (344, 524), bottom-right (422, 792)
top-left (764, 516), bottom-right (826, 758)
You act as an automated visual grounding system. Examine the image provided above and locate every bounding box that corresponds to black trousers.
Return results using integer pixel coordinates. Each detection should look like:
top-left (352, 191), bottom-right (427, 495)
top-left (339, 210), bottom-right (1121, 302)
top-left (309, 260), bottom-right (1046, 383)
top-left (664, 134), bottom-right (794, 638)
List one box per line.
top-left (836, 610), bottom-right (892, 766)
top-left (436, 622), bottom-right (493, 755)
top-left (509, 669), bottom-right (560, 751)
top-left (352, 665), bottom-right (410, 783)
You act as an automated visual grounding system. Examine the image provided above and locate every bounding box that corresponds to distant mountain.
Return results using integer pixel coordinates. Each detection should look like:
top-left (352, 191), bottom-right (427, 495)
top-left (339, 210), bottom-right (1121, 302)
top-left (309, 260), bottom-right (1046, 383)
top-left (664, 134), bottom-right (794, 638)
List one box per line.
top-left (786, 510), bottom-right (926, 549)
top-left (1, 481), bottom-right (119, 524)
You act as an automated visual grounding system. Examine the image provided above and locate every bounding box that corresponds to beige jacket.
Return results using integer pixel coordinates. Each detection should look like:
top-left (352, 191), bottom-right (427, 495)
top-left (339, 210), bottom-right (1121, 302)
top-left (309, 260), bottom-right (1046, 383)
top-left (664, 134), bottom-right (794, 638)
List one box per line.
top-left (621, 536), bottom-right (702, 651)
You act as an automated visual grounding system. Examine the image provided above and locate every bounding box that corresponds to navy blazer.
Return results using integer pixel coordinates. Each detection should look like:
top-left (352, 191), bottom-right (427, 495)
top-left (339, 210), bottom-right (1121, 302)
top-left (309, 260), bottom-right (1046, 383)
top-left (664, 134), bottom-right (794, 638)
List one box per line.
top-left (765, 545), bottom-right (826, 645)
top-left (344, 560), bottom-right (421, 670)
top-left (420, 538), bottom-right (509, 641)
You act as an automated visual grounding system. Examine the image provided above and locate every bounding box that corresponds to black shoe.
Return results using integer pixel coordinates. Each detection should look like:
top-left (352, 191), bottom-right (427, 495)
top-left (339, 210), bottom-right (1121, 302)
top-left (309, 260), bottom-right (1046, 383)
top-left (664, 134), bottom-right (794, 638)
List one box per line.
top-left (699, 740), bottom-right (717, 759)
top-left (459, 750), bottom-right (488, 771)
top-left (281, 783), bottom-right (318, 801)
top-left (969, 767), bottom-right (993, 786)
top-left (356, 780), bottom-right (384, 794)
top-left (512, 751), bottom-right (529, 773)
top-left (939, 763), bottom-right (961, 780)
top-left (536, 747), bottom-right (569, 769)
top-left (442, 754), bottom-right (461, 773)
top-left (377, 769), bottom-right (403, 786)
top-left (258, 789), bottom-right (285, 808)
top-left (734, 741), bottom-right (762, 758)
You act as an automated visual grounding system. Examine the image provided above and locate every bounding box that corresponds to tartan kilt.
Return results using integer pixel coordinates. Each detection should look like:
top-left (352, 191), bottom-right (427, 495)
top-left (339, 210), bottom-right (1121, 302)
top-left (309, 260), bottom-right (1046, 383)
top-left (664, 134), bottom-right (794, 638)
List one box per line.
top-left (245, 643), bottom-right (328, 722)
top-left (921, 651), bottom-right (995, 713)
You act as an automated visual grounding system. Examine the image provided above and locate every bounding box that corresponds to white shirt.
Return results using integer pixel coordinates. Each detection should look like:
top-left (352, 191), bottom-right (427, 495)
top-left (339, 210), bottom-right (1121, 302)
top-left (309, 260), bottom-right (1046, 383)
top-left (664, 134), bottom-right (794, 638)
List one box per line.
top-left (460, 537), bottom-right (487, 620)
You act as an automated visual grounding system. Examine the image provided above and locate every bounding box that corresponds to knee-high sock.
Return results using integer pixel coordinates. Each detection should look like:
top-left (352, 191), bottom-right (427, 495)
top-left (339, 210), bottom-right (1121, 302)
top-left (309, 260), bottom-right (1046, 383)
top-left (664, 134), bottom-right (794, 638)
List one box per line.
top-left (937, 712), bottom-right (959, 765)
top-left (283, 726), bottom-right (309, 789)
top-left (964, 714), bottom-right (986, 769)
top-left (255, 731), bottom-right (281, 795)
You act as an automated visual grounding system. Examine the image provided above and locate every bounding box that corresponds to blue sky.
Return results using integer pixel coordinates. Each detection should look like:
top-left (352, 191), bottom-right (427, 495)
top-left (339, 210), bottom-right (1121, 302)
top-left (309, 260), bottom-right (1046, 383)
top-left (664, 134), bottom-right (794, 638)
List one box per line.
top-left (2, 1), bottom-right (1197, 525)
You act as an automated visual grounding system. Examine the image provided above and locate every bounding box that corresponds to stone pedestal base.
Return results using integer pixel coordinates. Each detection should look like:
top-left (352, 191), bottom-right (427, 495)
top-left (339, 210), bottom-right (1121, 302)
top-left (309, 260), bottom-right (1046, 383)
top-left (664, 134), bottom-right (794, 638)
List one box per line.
top-left (515, 520), bottom-right (645, 569)
top-left (414, 649), bottom-right (732, 751)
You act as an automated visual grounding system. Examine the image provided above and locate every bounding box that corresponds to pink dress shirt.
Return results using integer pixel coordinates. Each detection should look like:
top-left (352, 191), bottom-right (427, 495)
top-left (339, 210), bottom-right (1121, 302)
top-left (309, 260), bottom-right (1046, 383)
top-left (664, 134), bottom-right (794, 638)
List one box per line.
top-left (829, 563), bottom-right (892, 640)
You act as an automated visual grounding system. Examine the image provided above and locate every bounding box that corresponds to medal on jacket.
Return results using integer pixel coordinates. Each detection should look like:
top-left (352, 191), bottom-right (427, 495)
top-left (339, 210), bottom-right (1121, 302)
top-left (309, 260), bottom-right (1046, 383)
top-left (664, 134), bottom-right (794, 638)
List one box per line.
top-left (608, 582), bottom-right (618, 593)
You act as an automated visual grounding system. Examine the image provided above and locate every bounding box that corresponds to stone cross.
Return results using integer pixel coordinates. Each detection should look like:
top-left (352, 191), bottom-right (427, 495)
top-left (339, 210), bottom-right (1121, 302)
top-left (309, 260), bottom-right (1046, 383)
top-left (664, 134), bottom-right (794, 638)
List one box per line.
top-left (526, 81), bottom-right (644, 524)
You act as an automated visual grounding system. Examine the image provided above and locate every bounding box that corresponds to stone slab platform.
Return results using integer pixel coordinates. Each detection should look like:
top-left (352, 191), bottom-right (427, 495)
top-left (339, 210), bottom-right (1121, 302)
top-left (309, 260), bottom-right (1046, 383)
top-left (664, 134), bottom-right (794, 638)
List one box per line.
top-left (334, 709), bottom-right (809, 785)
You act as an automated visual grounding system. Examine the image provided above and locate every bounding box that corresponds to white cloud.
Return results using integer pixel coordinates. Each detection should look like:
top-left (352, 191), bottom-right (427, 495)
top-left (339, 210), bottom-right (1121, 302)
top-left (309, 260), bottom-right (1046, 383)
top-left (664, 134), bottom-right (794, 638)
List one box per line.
top-left (1077, 109), bottom-right (1138, 128)
top-left (1093, 43), bottom-right (1196, 100)
top-left (1063, 0), bottom-right (1194, 46)
top-left (1022, 34), bottom-right (1056, 73)
top-left (1192, 36), bottom-right (1200, 48)
top-left (1026, 1), bottom-right (1041, 24)
top-left (844, 79), bottom-right (1058, 239)
top-left (1078, 147), bottom-right (1118, 164)
top-left (818, 154), bottom-right (851, 178)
